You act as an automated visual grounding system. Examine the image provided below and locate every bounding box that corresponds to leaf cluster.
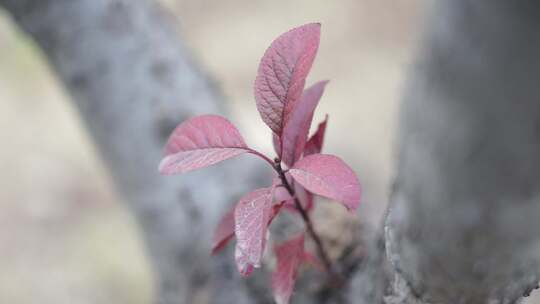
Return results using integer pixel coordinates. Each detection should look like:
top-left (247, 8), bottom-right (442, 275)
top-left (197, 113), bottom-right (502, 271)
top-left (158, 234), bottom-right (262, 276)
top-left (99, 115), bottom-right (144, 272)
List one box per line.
top-left (159, 23), bottom-right (361, 303)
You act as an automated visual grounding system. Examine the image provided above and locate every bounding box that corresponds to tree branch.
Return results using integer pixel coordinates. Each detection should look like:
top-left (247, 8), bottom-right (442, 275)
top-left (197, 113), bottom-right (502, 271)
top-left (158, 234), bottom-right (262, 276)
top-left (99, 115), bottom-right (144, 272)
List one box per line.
top-left (0, 0), bottom-right (265, 303)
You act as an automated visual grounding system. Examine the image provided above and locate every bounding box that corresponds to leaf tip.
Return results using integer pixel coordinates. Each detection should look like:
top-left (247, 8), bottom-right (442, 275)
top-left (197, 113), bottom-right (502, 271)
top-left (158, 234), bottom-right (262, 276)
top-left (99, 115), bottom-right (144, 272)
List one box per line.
top-left (157, 156), bottom-right (174, 175)
top-left (301, 22), bottom-right (321, 39)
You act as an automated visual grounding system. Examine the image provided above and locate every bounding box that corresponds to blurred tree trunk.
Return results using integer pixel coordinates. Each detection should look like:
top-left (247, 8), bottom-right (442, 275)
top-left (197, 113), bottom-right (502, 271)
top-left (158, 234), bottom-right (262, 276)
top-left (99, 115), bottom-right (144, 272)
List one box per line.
top-left (382, 1), bottom-right (540, 303)
top-left (349, 1), bottom-right (540, 304)
top-left (2, 0), bottom-right (540, 304)
top-left (0, 0), bottom-right (265, 303)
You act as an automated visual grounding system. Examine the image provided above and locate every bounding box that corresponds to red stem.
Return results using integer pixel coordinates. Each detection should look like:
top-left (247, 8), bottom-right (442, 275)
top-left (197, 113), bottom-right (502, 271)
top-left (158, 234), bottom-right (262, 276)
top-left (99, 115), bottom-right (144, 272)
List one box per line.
top-left (274, 161), bottom-right (336, 276)
top-left (247, 148), bottom-right (276, 168)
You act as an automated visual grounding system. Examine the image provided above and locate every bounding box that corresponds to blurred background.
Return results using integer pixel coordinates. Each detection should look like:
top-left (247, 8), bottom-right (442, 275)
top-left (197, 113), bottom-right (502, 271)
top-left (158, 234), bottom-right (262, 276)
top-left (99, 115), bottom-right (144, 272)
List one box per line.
top-left (2, 1), bottom-right (536, 303)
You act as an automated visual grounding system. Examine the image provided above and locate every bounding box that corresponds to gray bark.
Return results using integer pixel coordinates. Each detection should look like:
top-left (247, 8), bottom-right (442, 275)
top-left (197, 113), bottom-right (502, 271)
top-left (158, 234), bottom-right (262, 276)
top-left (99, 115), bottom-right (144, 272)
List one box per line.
top-left (386, 1), bottom-right (540, 303)
top-left (0, 0), bottom-right (265, 303)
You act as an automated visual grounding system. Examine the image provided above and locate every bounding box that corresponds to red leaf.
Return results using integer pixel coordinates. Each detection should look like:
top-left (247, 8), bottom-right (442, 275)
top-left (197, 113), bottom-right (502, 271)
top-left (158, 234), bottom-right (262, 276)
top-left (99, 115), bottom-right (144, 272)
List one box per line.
top-left (297, 184), bottom-right (315, 212)
top-left (211, 207), bottom-right (235, 255)
top-left (271, 175), bottom-right (294, 202)
top-left (254, 23), bottom-right (321, 135)
top-left (159, 115), bottom-right (249, 174)
top-left (304, 115), bottom-right (328, 156)
top-left (289, 154), bottom-right (361, 211)
top-left (280, 81), bottom-right (328, 166)
top-left (212, 191), bottom-right (285, 257)
top-left (274, 186), bottom-right (294, 202)
top-left (234, 187), bottom-right (274, 276)
top-left (272, 234), bottom-right (305, 304)
top-left (273, 133), bottom-right (281, 158)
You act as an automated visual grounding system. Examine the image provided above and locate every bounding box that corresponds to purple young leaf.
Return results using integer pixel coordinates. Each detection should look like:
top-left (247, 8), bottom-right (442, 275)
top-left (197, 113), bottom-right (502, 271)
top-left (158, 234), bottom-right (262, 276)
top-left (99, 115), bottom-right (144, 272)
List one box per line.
top-left (159, 115), bottom-right (250, 174)
top-left (304, 115), bottom-right (328, 156)
top-left (289, 154), bottom-right (361, 212)
top-left (211, 206), bottom-right (235, 255)
top-left (254, 23), bottom-right (321, 135)
top-left (272, 234), bottom-right (305, 304)
top-left (280, 81), bottom-right (328, 166)
top-left (234, 187), bottom-right (274, 276)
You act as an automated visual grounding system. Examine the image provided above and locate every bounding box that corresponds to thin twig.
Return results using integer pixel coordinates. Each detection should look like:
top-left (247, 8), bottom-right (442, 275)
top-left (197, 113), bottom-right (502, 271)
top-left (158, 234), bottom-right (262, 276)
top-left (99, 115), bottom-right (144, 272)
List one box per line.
top-left (274, 160), bottom-right (341, 282)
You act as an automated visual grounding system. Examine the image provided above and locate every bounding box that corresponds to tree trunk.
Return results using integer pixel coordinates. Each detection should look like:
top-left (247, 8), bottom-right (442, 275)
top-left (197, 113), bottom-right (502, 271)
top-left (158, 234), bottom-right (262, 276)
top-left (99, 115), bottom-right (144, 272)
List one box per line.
top-left (386, 1), bottom-right (540, 303)
top-left (0, 0), bottom-right (265, 303)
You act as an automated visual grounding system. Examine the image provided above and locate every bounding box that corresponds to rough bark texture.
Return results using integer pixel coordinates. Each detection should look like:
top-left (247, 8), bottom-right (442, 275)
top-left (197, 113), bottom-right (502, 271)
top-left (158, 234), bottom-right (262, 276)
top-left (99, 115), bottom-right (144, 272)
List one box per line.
top-left (386, 1), bottom-right (540, 303)
top-left (0, 0), bottom-right (266, 303)
top-left (3, 0), bottom-right (540, 304)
